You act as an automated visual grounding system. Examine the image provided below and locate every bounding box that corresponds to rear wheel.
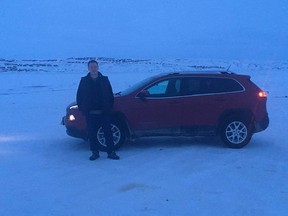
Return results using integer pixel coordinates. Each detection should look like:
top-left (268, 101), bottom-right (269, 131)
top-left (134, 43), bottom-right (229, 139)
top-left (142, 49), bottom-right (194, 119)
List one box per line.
top-left (220, 116), bottom-right (253, 148)
top-left (95, 121), bottom-right (125, 151)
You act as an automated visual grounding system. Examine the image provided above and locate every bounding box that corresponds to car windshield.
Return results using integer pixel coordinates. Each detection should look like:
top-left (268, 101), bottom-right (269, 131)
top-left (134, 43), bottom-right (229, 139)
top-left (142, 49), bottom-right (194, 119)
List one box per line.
top-left (120, 75), bottom-right (157, 95)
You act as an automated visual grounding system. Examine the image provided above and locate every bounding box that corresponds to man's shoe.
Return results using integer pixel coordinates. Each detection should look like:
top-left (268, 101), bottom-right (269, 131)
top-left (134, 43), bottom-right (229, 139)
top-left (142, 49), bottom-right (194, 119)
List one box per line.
top-left (107, 152), bottom-right (120, 160)
top-left (89, 151), bottom-right (100, 161)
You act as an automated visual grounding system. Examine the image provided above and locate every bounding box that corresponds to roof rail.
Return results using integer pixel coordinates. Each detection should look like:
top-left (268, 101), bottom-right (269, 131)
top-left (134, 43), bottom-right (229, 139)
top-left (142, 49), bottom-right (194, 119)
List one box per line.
top-left (167, 71), bottom-right (237, 75)
top-left (220, 71), bottom-right (236, 75)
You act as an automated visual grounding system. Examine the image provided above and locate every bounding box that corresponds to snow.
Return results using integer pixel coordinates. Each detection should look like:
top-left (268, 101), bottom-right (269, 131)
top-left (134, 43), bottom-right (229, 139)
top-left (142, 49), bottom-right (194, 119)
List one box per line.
top-left (0, 58), bottom-right (288, 216)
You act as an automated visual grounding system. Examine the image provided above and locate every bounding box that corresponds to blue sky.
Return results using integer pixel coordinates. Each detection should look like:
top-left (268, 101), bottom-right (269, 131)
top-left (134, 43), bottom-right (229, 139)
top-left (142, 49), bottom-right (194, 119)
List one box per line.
top-left (1, 0), bottom-right (288, 60)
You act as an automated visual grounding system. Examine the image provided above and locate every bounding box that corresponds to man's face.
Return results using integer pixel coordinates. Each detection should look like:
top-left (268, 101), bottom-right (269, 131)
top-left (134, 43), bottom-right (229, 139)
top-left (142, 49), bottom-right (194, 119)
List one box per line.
top-left (88, 62), bottom-right (99, 77)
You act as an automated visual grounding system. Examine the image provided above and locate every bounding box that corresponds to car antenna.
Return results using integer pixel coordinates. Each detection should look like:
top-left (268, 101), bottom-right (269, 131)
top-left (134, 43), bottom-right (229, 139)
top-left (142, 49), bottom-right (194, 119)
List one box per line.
top-left (227, 64), bottom-right (231, 72)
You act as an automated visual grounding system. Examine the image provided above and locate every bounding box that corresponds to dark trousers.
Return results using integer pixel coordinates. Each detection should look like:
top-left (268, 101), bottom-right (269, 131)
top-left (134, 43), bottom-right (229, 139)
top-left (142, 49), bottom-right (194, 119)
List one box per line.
top-left (86, 113), bottom-right (114, 154)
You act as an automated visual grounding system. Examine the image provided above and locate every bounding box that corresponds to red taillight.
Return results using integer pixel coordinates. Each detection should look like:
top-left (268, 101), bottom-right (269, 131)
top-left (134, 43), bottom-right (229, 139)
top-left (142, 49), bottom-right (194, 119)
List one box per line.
top-left (258, 91), bottom-right (267, 98)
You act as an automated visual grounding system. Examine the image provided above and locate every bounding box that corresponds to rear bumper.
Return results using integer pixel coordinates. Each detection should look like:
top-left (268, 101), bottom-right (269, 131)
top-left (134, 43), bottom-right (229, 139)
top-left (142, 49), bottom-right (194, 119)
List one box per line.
top-left (254, 114), bottom-right (269, 133)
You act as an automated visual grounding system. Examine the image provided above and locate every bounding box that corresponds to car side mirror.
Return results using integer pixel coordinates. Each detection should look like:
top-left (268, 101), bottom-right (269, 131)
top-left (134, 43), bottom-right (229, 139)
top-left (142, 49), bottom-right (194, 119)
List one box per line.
top-left (137, 90), bottom-right (150, 99)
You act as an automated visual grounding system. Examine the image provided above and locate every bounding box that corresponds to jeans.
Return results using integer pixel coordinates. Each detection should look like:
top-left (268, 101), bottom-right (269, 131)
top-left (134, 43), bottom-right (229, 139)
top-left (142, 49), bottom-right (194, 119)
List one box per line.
top-left (86, 113), bottom-right (114, 153)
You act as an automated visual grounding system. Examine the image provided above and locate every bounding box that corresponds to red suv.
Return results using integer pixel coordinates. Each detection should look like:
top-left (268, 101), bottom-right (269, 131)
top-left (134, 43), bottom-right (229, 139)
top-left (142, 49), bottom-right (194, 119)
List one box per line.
top-left (62, 71), bottom-right (269, 149)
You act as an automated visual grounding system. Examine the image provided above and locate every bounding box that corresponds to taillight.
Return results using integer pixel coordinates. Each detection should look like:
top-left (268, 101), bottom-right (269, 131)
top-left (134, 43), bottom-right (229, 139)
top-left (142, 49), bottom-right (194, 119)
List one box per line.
top-left (258, 91), bottom-right (267, 98)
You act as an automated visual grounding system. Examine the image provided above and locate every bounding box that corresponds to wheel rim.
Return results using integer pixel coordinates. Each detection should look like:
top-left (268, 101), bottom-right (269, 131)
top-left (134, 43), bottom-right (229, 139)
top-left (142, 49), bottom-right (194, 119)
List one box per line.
top-left (225, 121), bottom-right (248, 144)
top-left (97, 124), bottom-right (121, 147)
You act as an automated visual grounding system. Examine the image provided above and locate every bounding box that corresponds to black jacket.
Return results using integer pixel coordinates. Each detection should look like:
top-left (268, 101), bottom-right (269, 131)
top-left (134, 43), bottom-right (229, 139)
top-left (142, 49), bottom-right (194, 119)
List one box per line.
top-left (76, 72), bottom-right (114, 115)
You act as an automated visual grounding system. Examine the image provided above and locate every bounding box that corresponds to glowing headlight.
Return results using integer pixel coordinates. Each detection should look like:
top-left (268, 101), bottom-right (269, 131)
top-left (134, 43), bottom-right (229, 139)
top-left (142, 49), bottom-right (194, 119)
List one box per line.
top-left (69, 115), bottom-right (76, 121)
top-left (69, 105), bottom-right (78, 110)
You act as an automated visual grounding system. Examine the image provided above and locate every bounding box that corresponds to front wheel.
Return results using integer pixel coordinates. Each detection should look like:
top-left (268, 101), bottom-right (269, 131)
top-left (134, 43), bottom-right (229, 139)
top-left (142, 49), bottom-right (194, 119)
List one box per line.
top-left (95, 121), bottom-right (125, 151)
top-left (220, 117), bottom-right (253, 148)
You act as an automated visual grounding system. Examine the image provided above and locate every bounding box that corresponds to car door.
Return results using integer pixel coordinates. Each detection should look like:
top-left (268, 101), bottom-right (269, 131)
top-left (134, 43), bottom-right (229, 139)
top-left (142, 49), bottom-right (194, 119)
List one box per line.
top-left (180, 77), bottom-right (230, 127)
top-left (132, 78), bottom-right (183, 133)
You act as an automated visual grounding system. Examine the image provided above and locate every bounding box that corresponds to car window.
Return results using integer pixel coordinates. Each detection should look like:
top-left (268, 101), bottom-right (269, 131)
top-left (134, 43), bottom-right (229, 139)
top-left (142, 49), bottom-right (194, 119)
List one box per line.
top-left (147, 80), bottom-right (168, 95)
top-left (121, 76), bottom-right (156, 95)
top-left (187, 78), bottom-right (201, 95)
top-left (183, 77), bottom-right (244, 95)
top-left (203, 78), bottom-right (244, 93)
top-left (145, 78), bottom-right (182, 97)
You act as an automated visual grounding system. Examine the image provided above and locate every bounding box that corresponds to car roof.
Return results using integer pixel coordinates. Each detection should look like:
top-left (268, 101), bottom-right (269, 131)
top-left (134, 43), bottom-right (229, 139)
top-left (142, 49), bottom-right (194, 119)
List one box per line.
top-left (154, 70), bottom-right (251, 80)
top-left (165, 70), bottom-right (235, 75)
top-left (157, 71), bottom-right (250, 79)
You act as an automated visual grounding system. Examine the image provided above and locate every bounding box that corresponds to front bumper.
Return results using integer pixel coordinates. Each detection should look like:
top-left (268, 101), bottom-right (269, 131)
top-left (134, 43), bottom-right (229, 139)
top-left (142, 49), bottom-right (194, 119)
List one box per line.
top-left (65, 126), bottom-right (88, 140)
top-left (61, 116), bottom-right (88, 140)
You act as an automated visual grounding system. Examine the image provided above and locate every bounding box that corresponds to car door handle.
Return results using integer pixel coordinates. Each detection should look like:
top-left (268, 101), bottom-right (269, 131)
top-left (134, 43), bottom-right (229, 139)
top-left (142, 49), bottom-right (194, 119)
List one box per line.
top-left (215, 98), bottom-right (227, 102)
top-left (168, 101), bottom-right (181, 104)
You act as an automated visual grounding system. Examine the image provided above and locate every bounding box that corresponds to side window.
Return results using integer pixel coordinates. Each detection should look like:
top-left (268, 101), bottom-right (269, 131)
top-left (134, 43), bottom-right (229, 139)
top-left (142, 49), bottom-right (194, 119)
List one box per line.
top-left (183, 77), bottom-right (244, 95)
top-left (146, 80), bottom-right (169, 96)
top-left (203, 78), bottom-right (243, 93)
top-left (221, 79), bottom-right (243, 92)
top-left (182, 78), bottom-right (201, 95)
top-left (145, 78), bottom-right (182, 97)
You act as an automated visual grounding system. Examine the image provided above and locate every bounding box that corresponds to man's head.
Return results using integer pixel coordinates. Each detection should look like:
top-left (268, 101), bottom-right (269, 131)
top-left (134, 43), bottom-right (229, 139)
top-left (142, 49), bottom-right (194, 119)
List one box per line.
top-left (88, 60), bottom-right (99, 78)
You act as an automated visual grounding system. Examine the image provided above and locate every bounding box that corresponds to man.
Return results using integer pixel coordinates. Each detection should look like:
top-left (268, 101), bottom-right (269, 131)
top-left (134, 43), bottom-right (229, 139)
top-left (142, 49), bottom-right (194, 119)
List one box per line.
top-left (76, 60), bottom-right (120, 160)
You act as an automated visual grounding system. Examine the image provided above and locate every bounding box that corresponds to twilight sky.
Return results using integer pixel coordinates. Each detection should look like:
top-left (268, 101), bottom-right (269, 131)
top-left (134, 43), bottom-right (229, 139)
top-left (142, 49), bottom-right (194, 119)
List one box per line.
top-left (1, 0), bottom-right (288, 60)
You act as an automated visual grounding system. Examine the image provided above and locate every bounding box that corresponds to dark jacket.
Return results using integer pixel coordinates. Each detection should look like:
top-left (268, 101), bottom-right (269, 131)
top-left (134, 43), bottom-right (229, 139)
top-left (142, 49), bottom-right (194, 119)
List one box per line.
top-left (76, 72), bottom-right (114, 115)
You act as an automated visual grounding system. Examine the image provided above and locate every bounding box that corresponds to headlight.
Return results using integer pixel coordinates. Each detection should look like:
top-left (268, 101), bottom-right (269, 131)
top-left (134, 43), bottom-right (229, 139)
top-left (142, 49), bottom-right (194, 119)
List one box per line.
top-left (69, 105), bottom-right (78, 110)
top-left (69, 115), bottom-right (76, 121)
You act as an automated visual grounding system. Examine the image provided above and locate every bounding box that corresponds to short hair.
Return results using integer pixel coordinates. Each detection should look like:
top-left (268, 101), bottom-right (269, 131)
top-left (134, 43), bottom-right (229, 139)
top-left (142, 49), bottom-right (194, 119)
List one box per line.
top-left (88, 60), bottom-right (98, 67)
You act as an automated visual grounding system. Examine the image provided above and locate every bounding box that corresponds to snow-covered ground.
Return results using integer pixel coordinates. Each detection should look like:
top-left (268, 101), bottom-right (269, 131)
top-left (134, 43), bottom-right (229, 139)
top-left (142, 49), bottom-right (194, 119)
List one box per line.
top-left (0, 58), bottom-right (287, 216)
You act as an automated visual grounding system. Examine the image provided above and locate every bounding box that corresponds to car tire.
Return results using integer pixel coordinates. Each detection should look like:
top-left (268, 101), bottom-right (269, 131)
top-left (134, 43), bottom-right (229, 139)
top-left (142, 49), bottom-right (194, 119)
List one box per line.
top-left (95, 121), bottom-right (125, 151)
top-left (220, 116), bottom-right (253, 148)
